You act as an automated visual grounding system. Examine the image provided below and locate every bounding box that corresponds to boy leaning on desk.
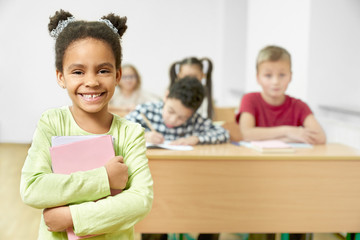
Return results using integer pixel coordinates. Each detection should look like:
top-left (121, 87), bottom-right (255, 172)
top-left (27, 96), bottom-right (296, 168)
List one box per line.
top-left (125, 76), bottom-right (229, 146)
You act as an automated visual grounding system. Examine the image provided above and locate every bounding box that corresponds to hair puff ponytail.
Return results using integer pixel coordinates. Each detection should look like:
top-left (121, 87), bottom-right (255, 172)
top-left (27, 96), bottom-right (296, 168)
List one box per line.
top-left (101, 14), bottom-right (128, 37)
top-left (48, 9), bottom-right (73, 34)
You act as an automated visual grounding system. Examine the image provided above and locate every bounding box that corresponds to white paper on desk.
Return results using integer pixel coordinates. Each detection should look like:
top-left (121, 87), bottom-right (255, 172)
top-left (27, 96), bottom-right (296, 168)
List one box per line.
top-left (287, 143), bottom-right (313, 148)
top-left (146, 141), bottom-right (193, 151)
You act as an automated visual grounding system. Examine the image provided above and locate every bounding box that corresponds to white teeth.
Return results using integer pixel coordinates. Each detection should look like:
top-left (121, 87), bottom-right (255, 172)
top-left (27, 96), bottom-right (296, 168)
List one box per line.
top-left (82, 93), bottom-right (101, 99)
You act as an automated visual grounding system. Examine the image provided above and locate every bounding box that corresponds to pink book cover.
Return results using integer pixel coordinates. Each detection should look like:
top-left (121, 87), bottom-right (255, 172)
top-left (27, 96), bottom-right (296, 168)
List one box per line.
top-left (250, 140), bottom-right (295, 153)
top-left (50, 135), bottom-right (121, 239)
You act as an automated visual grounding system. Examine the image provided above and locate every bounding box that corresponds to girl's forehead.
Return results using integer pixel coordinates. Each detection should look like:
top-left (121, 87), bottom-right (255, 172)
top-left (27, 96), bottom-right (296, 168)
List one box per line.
top-left (63, 38), bottom-right (116, 65)
top-left (66, 37), bottom-right (109, 50)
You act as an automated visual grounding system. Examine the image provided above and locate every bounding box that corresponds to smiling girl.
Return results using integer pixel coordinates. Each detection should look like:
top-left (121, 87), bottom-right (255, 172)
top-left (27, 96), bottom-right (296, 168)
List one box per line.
top-left (20, 9), bottom-right (153, 239)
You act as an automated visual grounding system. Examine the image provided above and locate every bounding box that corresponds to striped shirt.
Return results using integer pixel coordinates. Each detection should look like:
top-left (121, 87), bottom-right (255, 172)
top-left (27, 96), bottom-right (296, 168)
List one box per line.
top-left (126, 101), bottom-right (229, 144)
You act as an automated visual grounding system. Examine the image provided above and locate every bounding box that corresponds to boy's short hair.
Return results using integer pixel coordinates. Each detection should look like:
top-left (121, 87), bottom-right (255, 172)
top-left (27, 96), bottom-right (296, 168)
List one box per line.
top-left (256, 45), bottom-right (291, 71)
top-left (168, 76), bottom-right (205, 112)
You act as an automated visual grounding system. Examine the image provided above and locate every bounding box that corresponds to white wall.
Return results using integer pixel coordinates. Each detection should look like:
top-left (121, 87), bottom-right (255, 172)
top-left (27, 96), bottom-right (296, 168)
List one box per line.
top-left (307, 0), bottom-right (360, 149)
top-left (244, 0), bottom-right (311, 100)
top-left (0, 0), bottom-right (247, 143)
top-left (308, 0), bottom-right (360, 109)
top-left (219, 0), bottom-right (247, 106)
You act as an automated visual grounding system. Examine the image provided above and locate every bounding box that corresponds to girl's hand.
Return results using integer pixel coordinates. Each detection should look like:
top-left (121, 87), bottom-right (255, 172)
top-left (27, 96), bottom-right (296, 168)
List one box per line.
top-left (105, 156), bottom-right (128, 190)
top-left (43, 206), bottom-right (73, 232)
top-left (170, 136), bottom-right (199, 146)
top-left (145, 131), bottom-right (164, 144)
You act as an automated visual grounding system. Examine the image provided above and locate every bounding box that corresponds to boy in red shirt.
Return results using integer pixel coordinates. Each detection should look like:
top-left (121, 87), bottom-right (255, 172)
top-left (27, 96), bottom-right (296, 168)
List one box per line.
top-left (236, 45), bottom-right (326, 144)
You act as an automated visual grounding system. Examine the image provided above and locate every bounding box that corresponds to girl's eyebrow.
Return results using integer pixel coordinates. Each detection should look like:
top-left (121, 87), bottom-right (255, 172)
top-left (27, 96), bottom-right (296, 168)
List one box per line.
top-left (66, 62), bottom-right (115, 71)
top-left (67, 63), bottom-right (85, 71)
top-left (98, 62), bottom-right (115, 69)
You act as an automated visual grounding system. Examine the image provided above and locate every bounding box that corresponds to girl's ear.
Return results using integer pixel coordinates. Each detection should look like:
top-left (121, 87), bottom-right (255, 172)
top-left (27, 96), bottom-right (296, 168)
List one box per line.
top-left (56, 70), bottom-right (66, 89)
top-left (116, 68), bottom-right (122, 85)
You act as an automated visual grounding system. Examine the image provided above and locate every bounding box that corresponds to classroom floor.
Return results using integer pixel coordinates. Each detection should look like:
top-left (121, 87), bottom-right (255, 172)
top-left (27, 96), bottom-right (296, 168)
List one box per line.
top-left (0, 143), bottom-right (348, 240)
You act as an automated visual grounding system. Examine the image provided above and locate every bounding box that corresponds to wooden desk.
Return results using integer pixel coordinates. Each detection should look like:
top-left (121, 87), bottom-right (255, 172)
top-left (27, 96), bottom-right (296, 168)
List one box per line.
top-left (135, 143), bottom-right (360, 233)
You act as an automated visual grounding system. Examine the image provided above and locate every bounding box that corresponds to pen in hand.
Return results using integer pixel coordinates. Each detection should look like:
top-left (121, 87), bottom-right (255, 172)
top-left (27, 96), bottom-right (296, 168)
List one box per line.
top-left (140, 113), bottom-right (156, 132)
top-left (140, 113), bottom-right (164, 143)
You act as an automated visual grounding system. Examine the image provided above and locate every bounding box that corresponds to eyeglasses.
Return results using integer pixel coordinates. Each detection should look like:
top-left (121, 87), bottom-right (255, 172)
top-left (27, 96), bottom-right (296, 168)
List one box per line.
top-left (121, 75), bottom-right (137, 81)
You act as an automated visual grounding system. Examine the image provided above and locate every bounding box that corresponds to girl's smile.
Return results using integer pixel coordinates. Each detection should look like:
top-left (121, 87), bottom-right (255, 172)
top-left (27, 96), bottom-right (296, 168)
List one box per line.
top-left (79, 92), bottom-right (106, 101)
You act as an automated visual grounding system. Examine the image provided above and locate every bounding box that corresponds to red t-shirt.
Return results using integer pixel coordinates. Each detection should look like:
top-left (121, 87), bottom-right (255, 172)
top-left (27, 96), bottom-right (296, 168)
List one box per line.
top-left (235, 92), bottom-right (312, 127)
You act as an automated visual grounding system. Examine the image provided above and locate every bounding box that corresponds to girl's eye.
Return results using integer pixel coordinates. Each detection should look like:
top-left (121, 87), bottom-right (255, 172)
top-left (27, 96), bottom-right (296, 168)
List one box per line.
top-left (265, 74), bottom-right (272, 78)
top-left (99, 69), bottom-right (110, 74)
top-left (72, 70), bottom-right (83, 75)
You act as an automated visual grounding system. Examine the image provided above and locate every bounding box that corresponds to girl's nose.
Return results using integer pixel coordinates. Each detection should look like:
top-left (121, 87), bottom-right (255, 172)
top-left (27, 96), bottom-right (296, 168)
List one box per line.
top-left (84, 75), bottom-right (99, 87)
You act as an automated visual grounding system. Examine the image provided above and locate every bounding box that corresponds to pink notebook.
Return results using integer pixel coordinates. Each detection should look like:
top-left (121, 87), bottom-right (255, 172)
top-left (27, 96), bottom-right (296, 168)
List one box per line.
top-left (250, 140), bottom-right (295, 153)
top-left (50, 135), bottom-right (120, 239)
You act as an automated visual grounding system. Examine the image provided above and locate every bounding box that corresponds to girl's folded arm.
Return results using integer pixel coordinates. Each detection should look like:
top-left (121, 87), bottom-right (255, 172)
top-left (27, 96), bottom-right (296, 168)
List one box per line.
top-left (20, 158), bottom-right (110, 209)
top-left (20, 125), bottom-right (111, 209)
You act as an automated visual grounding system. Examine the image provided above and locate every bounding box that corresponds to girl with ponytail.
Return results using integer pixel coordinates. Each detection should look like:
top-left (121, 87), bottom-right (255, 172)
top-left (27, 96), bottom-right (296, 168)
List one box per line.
top-left (169, 57), bottom-right (214, 119)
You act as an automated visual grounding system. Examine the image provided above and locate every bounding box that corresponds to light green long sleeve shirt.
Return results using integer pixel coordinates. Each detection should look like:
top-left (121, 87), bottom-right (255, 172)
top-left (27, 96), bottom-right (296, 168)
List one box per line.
top-left (20, 106), bottom-right (153, 239)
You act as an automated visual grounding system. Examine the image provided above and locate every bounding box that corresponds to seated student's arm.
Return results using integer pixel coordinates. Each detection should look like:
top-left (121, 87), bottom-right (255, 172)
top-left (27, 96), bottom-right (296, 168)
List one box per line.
top-left (239, 112), bottom-right (290, 141)
top-left (170, 136), bottom-right (199, 146)
top-left (300, 114), bottom-right (326, 144)
top-left (240, 112), bottom-right (326, 144)
top-left (175, 115), bottom-right (229, 145)
top-left (126, 106), bottom-right (165, 144)
top-left (276, 115), bottom-right (326, 144)
top-left (145, 131), bottom-right (165, 144)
